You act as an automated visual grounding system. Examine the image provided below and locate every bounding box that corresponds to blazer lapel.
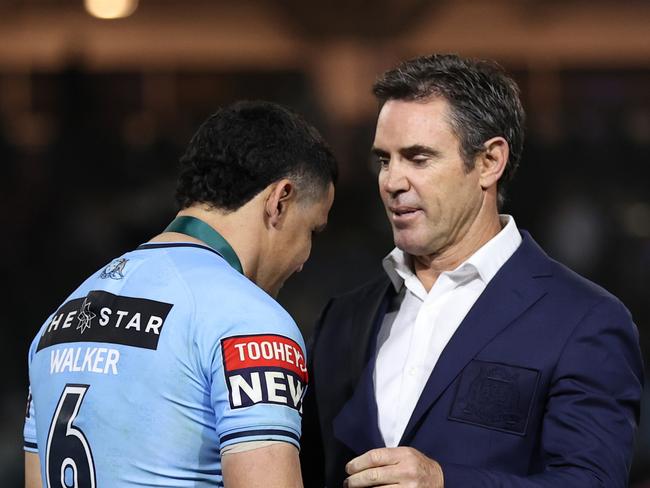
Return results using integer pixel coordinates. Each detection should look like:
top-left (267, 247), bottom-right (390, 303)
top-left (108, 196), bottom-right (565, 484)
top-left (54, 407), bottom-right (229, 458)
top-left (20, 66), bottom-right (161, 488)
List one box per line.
top-left (332, 277), bottom-right (392, 455)
top-left (399, 232), bottom-right (552, 445)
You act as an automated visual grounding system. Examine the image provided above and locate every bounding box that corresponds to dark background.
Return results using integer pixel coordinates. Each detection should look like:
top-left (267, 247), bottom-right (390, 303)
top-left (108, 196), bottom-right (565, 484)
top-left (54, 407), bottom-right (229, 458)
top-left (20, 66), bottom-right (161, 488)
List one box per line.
top-left (1, 0), bottom-right (649, 485)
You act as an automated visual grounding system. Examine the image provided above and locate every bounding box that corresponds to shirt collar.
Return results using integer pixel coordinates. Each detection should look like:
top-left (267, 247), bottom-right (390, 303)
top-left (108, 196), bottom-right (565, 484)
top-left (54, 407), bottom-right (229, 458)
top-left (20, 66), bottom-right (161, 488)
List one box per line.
top-left (382, 215), bottom-right (522, 293)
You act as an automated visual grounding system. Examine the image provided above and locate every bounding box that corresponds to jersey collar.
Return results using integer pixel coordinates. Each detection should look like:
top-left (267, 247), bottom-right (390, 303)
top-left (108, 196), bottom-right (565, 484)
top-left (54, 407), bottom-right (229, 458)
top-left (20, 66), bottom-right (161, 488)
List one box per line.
top-left (164, 216), bottom-right (243, 274)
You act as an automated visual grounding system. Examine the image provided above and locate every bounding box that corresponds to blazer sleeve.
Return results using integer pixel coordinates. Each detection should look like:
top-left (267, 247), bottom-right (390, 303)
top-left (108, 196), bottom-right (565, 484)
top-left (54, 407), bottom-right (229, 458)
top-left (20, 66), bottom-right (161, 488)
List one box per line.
top-left (440, 296), bottom-right (644, 487)
top-left (300, 299), bottom-right (332, 488)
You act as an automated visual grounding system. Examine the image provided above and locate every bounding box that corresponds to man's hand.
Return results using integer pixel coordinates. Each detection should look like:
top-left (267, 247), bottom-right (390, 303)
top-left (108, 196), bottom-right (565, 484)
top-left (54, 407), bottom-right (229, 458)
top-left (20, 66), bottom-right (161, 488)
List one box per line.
top-left (344, 447), bottom-right (444, 487)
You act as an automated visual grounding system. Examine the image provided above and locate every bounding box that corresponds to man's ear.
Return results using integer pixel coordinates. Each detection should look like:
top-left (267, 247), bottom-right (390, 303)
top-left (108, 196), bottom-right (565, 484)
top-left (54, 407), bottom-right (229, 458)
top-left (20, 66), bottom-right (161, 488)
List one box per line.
top-left (478, 137), bottom-right (509, 190)
top-left (265, 179), bottom-right (296, 228)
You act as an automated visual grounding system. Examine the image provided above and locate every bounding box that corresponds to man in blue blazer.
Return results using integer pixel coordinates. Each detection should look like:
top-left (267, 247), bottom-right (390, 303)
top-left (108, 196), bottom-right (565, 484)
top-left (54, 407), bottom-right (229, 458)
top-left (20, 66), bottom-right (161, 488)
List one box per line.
top-left (300, 54), bottom-right (643, 487)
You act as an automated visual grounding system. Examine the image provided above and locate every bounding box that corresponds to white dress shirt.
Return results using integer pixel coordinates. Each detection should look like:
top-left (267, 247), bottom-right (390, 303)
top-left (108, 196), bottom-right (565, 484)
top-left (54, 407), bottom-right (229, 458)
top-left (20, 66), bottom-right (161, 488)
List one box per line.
top-left (374, 216), bottom-right (522, 447)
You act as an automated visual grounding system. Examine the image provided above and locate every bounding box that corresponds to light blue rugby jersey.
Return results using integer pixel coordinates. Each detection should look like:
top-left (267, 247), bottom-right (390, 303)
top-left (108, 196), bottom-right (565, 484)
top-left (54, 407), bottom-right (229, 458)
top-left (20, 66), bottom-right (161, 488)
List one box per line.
top-left (24, 242), bottom-right (308, 487)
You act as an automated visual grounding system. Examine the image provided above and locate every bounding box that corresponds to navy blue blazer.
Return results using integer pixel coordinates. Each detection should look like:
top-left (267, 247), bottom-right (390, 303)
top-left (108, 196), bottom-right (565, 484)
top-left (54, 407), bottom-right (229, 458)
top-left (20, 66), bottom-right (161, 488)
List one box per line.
top-left (301, 232), bottom-right (644, 487)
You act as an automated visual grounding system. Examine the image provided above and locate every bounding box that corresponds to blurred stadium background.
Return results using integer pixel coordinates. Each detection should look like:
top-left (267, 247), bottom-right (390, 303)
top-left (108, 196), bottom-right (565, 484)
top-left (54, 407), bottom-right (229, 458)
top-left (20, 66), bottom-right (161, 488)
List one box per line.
top-left (1, 0), bottom-right (649, 485)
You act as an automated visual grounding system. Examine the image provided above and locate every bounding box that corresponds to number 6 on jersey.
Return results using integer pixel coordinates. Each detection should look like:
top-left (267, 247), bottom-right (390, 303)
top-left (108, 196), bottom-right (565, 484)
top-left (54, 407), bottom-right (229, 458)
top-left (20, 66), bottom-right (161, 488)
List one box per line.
top-left (46, 384), bottom-right (96, 488)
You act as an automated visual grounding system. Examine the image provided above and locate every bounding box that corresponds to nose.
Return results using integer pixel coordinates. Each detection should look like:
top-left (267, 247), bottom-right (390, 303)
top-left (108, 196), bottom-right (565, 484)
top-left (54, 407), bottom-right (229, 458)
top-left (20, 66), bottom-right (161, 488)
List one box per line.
top-left (380, 159), bottom-right (409, 195)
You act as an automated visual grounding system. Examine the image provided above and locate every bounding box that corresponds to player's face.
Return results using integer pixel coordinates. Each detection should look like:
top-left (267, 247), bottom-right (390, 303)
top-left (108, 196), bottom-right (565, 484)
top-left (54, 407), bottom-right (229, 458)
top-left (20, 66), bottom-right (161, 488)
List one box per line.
top-left (374, 98), bottom-right (483, 258)
top-left (268, 183), bottom-right (334, 296)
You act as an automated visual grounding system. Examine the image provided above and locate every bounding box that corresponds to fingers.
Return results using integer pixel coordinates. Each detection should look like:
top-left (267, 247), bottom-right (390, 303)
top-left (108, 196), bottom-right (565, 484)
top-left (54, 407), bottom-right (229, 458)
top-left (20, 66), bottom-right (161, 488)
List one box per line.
top-left (345, 481), bottom-right (399, 488)
top-left (346, 448), bottom-right (398, 475)
top-left (345, 447), bottom-right (444, 488)
top-left (344, 463), bottom-right (401, 487)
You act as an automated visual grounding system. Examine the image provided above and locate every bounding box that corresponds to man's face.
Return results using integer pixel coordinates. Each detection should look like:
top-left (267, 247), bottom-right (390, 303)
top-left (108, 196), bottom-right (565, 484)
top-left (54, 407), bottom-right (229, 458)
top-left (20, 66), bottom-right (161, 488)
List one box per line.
top-left (373, 98), bottom-right (483, 257)
top-left (266, 183), bottom-right (334, 297)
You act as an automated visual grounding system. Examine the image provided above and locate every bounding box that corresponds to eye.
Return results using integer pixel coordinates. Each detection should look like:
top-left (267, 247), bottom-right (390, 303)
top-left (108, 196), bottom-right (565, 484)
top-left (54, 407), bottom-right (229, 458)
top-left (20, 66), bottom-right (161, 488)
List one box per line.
top-left (410, 155), bottom-right (430, 165)
top-left (376, 156), bottom-right (390, 168)
top-left (371, 153), bottom-right (390, 168)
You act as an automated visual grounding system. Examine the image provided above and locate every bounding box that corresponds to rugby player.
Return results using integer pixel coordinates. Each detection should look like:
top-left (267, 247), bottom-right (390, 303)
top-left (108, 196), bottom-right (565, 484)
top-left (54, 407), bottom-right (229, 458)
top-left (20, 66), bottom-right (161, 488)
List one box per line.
top-left (24, 100), bottom-right (337, 487)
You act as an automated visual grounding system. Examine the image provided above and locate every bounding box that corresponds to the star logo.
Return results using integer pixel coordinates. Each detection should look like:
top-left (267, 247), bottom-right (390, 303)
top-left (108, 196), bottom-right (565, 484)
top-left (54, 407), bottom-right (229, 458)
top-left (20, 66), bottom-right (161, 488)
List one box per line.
top-left (76, 298), bottom-right (96, 335)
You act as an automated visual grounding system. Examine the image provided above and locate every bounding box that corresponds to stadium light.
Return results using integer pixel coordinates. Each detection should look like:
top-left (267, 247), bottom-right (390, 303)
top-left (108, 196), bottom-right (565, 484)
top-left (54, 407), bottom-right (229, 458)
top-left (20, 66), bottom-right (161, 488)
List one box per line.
top-left (84, 0), bottom-right (139, 19)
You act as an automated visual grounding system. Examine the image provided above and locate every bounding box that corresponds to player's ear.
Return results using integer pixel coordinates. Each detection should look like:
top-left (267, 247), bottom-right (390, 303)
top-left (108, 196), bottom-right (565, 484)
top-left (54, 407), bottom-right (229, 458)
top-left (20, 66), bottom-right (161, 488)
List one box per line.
top-left (265, 179), bottom-right (296, 228)
top-left (478, 136), bottom-right (509, 190)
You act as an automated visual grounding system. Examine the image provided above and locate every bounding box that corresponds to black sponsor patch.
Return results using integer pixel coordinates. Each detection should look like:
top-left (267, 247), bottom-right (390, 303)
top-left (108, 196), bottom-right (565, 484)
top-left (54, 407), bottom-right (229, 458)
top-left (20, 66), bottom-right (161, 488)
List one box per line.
top-left (37, 290), bottom-right (173, 352)
top-left (449, 360), bottom-right (539, 435)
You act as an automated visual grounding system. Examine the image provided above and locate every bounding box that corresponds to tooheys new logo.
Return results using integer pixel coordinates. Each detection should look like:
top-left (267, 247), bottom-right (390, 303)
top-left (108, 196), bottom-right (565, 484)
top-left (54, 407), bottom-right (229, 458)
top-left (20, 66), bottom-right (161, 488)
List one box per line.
top-left (37, 290), bottom-right (173, 352)
top-left (221, 334), bottom-right (308, 413)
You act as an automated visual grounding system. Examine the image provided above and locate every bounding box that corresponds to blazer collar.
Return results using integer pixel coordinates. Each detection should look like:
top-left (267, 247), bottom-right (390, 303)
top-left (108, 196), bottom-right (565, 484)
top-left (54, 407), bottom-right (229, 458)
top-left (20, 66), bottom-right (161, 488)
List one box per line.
top-left (347, 277), bottom-right (394, 385)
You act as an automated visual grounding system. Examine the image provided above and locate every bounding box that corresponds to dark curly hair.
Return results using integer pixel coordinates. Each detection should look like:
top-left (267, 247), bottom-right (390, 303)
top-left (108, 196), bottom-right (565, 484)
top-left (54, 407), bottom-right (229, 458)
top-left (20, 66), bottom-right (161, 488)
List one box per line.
top-left (176, 101), bottom-right (338, 211)
top-left (373, 54), bottom-right (525, 208)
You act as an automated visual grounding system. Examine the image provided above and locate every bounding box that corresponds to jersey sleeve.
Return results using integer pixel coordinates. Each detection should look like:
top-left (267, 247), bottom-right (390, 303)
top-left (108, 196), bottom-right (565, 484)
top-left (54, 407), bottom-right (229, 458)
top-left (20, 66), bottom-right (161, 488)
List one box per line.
top-left (24, 386), bottom-right (38, 452)
top-left (207, 303), bottom-right (308, 451)
top-left (24, 335), bottom-right (40, 452)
